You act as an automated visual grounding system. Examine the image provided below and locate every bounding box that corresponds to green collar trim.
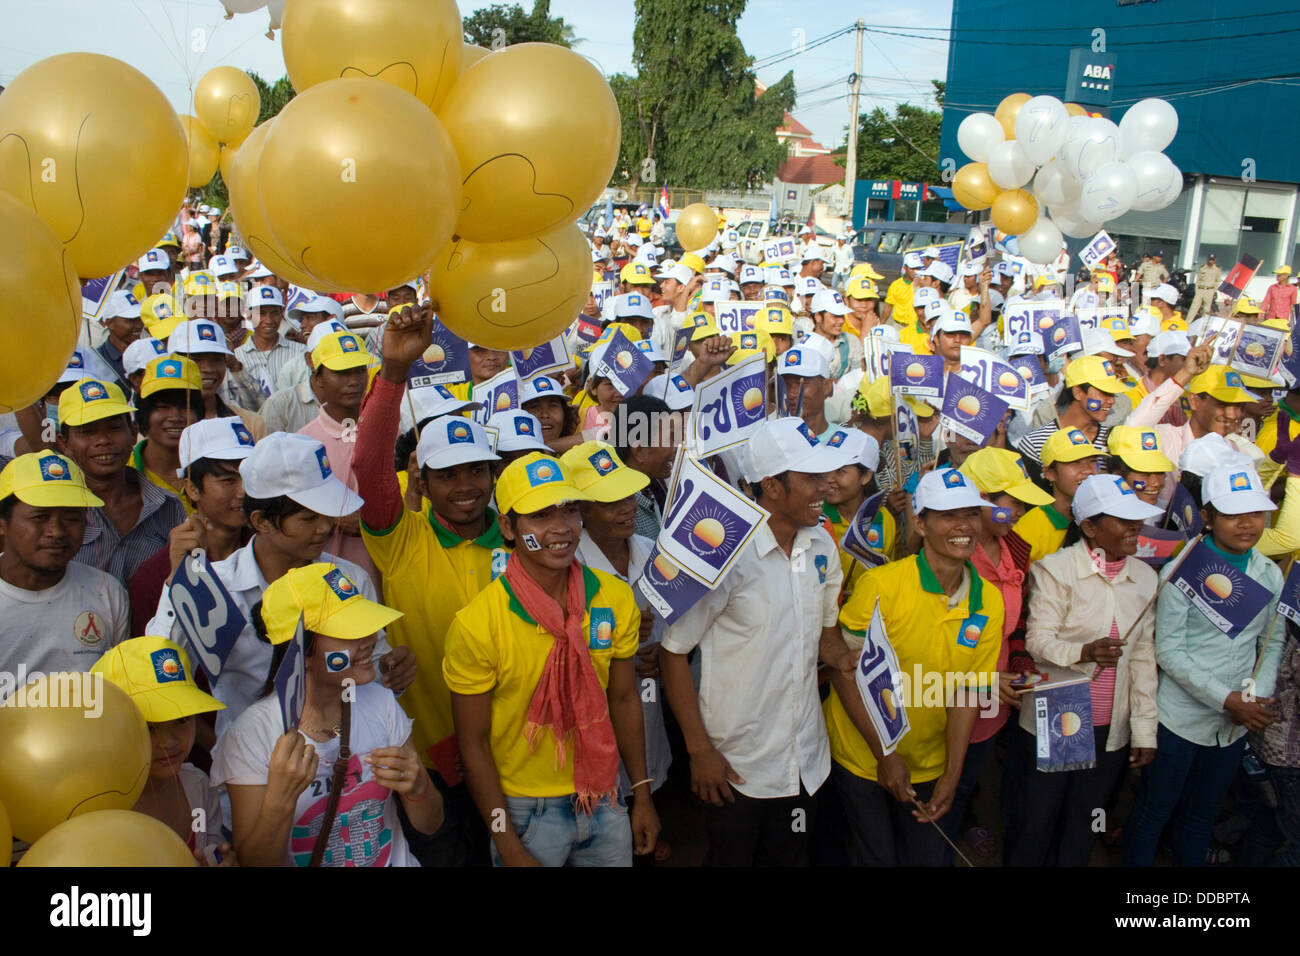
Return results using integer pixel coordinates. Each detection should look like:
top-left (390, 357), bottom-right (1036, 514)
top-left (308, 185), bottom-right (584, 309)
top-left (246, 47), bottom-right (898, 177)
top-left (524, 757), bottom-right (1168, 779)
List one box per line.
top-left (426, 506), bottom-right (503, 550)
top-left (823, 503), bottom-right (844, 524)
top-left (915, 551), bottom-right (984, 612)
top-left (500, 565), bottom-right (601, 626)
top-left (1042, 503), bottom-right (1070, 530)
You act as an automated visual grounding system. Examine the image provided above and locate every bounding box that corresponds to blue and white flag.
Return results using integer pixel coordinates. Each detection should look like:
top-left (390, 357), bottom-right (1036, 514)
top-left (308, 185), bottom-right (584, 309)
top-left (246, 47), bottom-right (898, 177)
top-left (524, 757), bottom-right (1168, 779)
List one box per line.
top-left (81, 272), bottom-right (124, 322)
top-left (659, 453), bottom-right (768, 587)
top-left (959, 346), bottom-right (1031, 412)
top-left (691, 353), bottom-right (766, 457)
top-left (865, 337), bottom-right (910, 383)
top-left (1165, 482), bottom-right (1204, 537)
top-left (511, 333), bottom-right (572, 380)
top-left (637, 544), bottom-right (711, 625)
top-left (1169, 538), bottom-right (1274, 639)
top-left (1277, 561), bottom-right (1300, 626)
top-left (168, 551), bottom-right (246, 686)
top-left (840, 492), bottom-right (889, 569)
top-left (962, 226), bottom-right (987, 272)
top-left (1078, 229), bottom-right (1116, 272)
top-left (1034, 680), bottom-right (1096, 772)
top-left (889, 352), bottom-right (944, 399)
top-left (592, 280), bottom-right (617, 315)
top-left (714, 300), bottom-right (762, 335)
top-left (853, 600), bottom-right (909, 755)
top-left (1042, 309), bottom-right (1083, 362)
top-left (407, 319), bottom-right (471, 387)
top-left (472, 367), bottom-right (519, 423)
top-left (592, 328), bottom-right (654, 398)
top-left (274, 614), bottom-right (307, 732)
top-left (762, 237), bottom-right (798, 265)
top-left (1007, 351), bottom-right (1049, 398)
top-left (939, 375), bottom-right (1009, 446)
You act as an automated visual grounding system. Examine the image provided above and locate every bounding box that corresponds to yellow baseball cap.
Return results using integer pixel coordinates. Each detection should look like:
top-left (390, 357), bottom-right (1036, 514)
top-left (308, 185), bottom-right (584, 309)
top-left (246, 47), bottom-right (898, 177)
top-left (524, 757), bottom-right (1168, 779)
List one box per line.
top-left (311, 330), bottom-right (371, 372)
top-left (619, 262), bottom-right (655, 286)
top-left (1275, 265), bottom-right (1293, 275)
top-left (1063, 355), bottom-right (1127, 394)
top-left (960, 447), bottom-right (1053, 505)
top-left (91, 636), bottom-right (224, 723)
top-left (1033, 275), bottom-right (1060, 291)
top-left (680, 252), bottom-right (706, 275)
top-left (218, 280), bottom-right (243, 302)
top-left (1100, 315), bottom-right (1134, 342)
top-left (260, 562), bottom-right (402, 647)
top-left (1233, 297), bottom-right (1262, 316)
top-left (156, 230), bottom-right (180, 250)
top-left (844, 275), bottom-right (879, 300)
top-left (905, 396), bottom-right (936, 418)
top-left (1107, 425), bottom-right (1173, 473)
top-left (756, 305), bottom-right (794, 337)
top-left (58, 378), bottom-right (135, 427)
top-left (1042, 427), bottom-right (1100, 467)
top-left (140, 355), bottom-right (203, 398)
top-left (1188, 365), bottom-right (1258, 404)
top-left (1263, 317), bottom-right (1290, 332)
top-left (1095, 273), bottom-right (1116, 293)
top-left (729, 330), bottom-right (775, 363)
top-left (495, 452), bottom-right (588, 516)
top-left (850, 262), bottom-right (884, 282)
top-left (596, 321), bottom-right (643, 345)
top-left (0, 452), bottom-right (104, 508)
top-left (559, 441), bottom-right (649, 502)
top-left (857, 375), bottom-right (891, 418)
top-left (181, 270), bottom-right (219, 298)
top-left (141, 293), bottom-right (182, 339)
top-left (691, 316), bottom-right (723, 342)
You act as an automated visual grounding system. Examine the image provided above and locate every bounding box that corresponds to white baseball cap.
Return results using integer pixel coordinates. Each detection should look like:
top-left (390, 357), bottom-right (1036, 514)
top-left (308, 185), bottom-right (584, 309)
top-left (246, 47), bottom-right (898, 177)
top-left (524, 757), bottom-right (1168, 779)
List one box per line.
top-left (810, 288), bottom-right (849, 317)
top-left (1008, 330), bottom-right (1044, 357)
top-left (401, 384), bottom-right (482, 434)
top-left (741, 416), bottom-right (854, 483)
top-left (1179, 433), bottom-right (1252, 478)
top-left (801, 246), bottom-right (827, 263)
top-left (105, 290), bottom-right (141, 319)
top-left (739, 264), bottom-right (763, 285)
top-left (626, 233), bottom-right (643, 247)
top-left (245, 286), bottom-right (285, 310)
top-left (1152, 283), bottom-right (1179, 305)
top-left (208, 254), bottom-right (239, 278)
top-left (1082, 327), bottom-right (1133, 359)
top-left (931, 309), bottom-right (974, 337)
top-left (903, 252), bottom-right (925, 270)
top-left (797, 276), bottom-right (824, 300)
top-left (305, 320), bottom-right (350, 353)
top-left (711, 254), bottom-right (738, 275)
top-left (923, 298), bottom-right (952, 324)
top-left (168, 319), bottom-right (231, 356)
top-left (700, 277), bottom-right (730, 304)
top-left (246, 261), bottom-right (274, 279)
top-left (823, 427), bottom-right (879, 472)
top-left (661, 263), bottom-right (694, 286)
top-left (993, 261), bottom-right (1017, 278)
top-left (868, 323), bottom-right (901, 345)
top-left (226, 245), bottom-right (250, 262)
top-left (1128, 308), bottom-right (1161, 339)
top-left (415, 415), bottom-right (501, 470)
top-left (912, 467), bottom-right (992, 513)
top-left (635, 338), bottom-right (668, 363)
top-left (922, 260), bottom-right (955, 285)
top-left (778, 345), bottom-right (831, 379)
top-left (913, 287), bottom-right (940, 312)
top-left (634, 246), bottom-right (659, 266)
top-left (137, 248), bottom-right (170, 272)
top-left (1149, 330), bottom-right (1191, 358)
top-left (610, 292), bottom-right (654, 322)
top-left (1201, 463), bottom-right (1276, 515)
top-left (240, 432), bottom-right (362, 516)
top-left (488, 409), bottom-right (553, 454)
top-left (923, 245), bottom-right (941, 259)
top-left (122, 337), bottom-right (167, 377)
top-left (177, 416), bottom-right (256, 476)
top-left (519, 375), bottom-right (565, 406)
top-left (1071, 473), bottom-right (1164, 523)
top-left (642, 372), bottom-right (695, 410)
top-left (959, 261), bottom-right (982, 278)
top-left (289, 293), bottom-right (345, 324)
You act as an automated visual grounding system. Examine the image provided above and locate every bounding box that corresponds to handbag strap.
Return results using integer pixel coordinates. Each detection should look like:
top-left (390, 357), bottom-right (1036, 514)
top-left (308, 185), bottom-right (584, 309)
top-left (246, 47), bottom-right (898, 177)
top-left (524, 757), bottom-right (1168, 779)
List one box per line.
top-left (307, 698), bottom-right (352, 868)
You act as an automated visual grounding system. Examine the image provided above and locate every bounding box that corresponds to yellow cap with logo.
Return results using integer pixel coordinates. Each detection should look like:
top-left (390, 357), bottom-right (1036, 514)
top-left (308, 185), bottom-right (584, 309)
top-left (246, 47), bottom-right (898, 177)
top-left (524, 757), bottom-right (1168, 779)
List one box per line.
top-left (260, 563), bottom-right (403, 647)
top-left (0, 452), bottom-right (104, 508)
top-left (141, 293), bottom-right (183, 339)
top-left (844, 275), bottom-right (880, 300)
top-left (960, 447), bottom-right (1053, 505)
top-left (1064, 355), bottom-right (1126, 394)
top-left (1188, 365), bottom-right (1258, 404)
top-left (140, 355), bottom-right (203, 398)
top-left (1233, 297), bottom-right (1261, 316)
top-left (1100, 315), bottom-right (1134, 342)
top-left (1042, 427), bottom-right (1100, 467)
top-left (596, 321), bottom-right (643, 345)
top-left (181, 271), bottom-right (219, 298)
top-left (58, 379), bottom-right (135, 427)
top-left (680, 252), bottom-right (706, 275)
top-left (619, 262), bottom-right (655, 286)
top-left (849, 262), bottom-right (884, 282)
top-left (728, 329), bottom-right (775, 363)
top-left (1107, 425), bottom-right (1174, 473)
top-left (91, 636), bottom-right (224, 723)
top-left (559, 441), bottom-right (649, 503)
top-left (312, 330), bottom-right (371, 371)
top-left (496, 452), bottom-right (588, 516)
top-left (756, 305), bottom-right (794, 337)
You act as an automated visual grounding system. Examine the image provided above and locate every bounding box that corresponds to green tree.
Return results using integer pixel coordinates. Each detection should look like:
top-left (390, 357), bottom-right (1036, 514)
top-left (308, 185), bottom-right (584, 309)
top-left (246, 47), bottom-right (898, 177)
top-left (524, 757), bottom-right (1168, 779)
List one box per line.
top-left (614, 0), bottom-right (794, 191)
top-left (462, 0), bottom-right (575, 48)
top-left (196, 71), bottom-right (296, 211)
top-left (840, 83), bottom-right (943, 184)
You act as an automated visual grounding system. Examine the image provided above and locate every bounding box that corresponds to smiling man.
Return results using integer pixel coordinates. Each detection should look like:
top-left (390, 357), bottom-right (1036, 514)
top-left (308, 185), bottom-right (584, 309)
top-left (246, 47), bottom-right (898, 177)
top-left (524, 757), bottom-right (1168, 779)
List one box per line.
top-left (661, 417), bottom-right (855, 866)
top-left (130, 356), bottom-right (206, 508)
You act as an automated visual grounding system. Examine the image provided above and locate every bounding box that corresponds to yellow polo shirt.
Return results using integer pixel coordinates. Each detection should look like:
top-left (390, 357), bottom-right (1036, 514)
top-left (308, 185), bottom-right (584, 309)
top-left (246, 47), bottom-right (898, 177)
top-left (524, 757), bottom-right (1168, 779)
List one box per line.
top-left (362, 506), bottom-right (510, 769)
top-left (1160, 310), bottom-right (1187, 332)
top-left (897, 320), bottom-right (935, 357)
top-left (442, 567), bottom-right (639, 797)
top-left (885, 277), bottom-right (916, 327)
top-left (130, 440), bottom-right (194, 514)
top-left (1012, 503), bottom-right (1071, 563)
top-left (826, 552), bottom-right (1003, 783)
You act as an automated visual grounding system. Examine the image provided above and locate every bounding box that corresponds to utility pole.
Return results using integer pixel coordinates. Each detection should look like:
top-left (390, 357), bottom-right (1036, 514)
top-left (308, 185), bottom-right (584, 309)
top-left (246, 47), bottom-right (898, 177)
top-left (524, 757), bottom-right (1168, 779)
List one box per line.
top-left (843, 19), bottom-right (865, 232)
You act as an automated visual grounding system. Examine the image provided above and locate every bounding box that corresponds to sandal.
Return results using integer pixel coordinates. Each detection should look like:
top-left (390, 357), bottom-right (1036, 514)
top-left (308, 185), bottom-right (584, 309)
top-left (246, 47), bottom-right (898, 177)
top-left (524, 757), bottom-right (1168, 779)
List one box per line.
top-left (964, 826), bottom-right (997, 859)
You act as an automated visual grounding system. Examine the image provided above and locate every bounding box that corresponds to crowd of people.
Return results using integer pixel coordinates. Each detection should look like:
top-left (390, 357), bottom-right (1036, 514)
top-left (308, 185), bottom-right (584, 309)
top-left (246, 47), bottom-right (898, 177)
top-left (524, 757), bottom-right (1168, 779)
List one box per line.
top-left (2, 193), bottom-right (1298, 869)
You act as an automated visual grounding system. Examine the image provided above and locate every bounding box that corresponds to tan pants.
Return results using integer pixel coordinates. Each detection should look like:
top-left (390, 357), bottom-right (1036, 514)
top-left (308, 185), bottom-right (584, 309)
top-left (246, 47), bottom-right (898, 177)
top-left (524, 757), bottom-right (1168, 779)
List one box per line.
top-left (1187, 288), bottom-right (1218, 322)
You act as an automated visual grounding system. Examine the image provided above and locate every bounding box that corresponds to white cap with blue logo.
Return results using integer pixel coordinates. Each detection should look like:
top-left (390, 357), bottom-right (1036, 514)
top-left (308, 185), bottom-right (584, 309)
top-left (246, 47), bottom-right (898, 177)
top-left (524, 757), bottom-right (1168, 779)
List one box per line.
top-left (239, 432), bottom-right (362, 517)
top-left (415, 415), bottom-right (501, 470)
top-left (1201, 463), bottom-right (1276, 515)
top-left (177, 416), bottom-right (257, 476)
top-left (742, 417), bottom-right (854, 484)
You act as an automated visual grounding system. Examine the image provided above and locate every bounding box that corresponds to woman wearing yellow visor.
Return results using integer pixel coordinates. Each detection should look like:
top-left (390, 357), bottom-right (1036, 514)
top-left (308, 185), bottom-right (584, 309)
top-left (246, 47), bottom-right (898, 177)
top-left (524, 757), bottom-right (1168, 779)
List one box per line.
top-left (210, 563), bottom-right (442, 867)
top-left (92, 636), bottom-right (234, 866)
top-left (1106, 425), bottom-right (1174, 509)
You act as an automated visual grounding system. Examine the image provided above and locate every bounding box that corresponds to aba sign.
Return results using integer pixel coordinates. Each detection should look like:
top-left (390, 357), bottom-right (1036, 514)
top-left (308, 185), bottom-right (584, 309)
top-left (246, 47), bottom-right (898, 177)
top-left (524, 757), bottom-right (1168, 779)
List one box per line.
top-left (1066, 49), bottom-right (1118, 108)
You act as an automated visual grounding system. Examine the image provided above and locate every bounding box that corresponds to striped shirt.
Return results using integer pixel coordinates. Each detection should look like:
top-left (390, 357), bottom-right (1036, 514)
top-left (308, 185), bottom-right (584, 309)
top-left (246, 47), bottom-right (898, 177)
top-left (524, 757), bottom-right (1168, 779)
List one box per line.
top-left (76, 471), bottom-right (186, 586)
top-left (233, 335), bottom-right (306, 405)
top-left (1017, 420), bottom-right (1111, 468)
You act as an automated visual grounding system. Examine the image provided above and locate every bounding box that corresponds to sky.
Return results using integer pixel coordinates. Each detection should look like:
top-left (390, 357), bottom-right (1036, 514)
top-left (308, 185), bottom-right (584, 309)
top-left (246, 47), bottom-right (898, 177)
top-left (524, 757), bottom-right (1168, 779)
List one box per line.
top-left (0, 0), bottom-right (952, 151)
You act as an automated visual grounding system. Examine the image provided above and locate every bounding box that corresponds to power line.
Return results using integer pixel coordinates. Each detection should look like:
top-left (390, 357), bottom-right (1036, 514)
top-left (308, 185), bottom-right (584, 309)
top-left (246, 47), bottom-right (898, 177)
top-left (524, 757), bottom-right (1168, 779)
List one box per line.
top-left (855, 9), bottom-right (1300, 35)
top-left (751, 24), bottom-right (856, 69)
top-left (864, 24), bottom-right (1300, 46)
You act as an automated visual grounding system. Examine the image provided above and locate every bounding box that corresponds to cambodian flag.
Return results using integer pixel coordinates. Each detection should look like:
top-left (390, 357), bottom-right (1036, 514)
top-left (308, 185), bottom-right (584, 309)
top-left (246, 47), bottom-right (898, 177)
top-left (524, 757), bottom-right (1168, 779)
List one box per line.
top-left (657, 187), bottom-right (671, 220)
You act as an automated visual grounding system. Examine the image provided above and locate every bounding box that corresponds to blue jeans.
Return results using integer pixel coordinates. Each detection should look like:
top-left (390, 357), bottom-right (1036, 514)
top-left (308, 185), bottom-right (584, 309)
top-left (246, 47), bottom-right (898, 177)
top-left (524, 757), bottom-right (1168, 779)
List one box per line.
top-left (491, 795), bottom-right (632, 867)
top-left (1123, 724), bottom-right (1245, 867)
top-left (1239, 763), bottom-right (1300, 867)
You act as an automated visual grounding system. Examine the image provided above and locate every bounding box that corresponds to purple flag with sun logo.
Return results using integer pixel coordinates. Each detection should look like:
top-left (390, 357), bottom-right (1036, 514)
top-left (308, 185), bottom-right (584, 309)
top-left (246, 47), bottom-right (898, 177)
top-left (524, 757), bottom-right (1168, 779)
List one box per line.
top-left (959, 346), bottom-right (1031, 412)
top-left (636, 544), bottom-right (712, 625)
top-left (888, 352), bottom-right (944, 399)
top-left (408, 318), bottom-right (471, 388)
top-left (939, 375), bottom-right (1008, 446)
top-left (592, 328), bottom-right (654, 398)
top-left (657, 453), bottom-right (768, 587)
top-left (840, 492), bottom-right (889, 569)
top-left (852, 600), bottom-right (909, 754)
top-left (471, 367), bottom-right (519, 424)
top-left (1169, 538), bottom-right (1273, 639)
top-left (691, 353), bottom-right (767, 457)
top-left (1034, 680), bottom-right (1096, 772)
top-left (511, 333), bottom-right (572, 380)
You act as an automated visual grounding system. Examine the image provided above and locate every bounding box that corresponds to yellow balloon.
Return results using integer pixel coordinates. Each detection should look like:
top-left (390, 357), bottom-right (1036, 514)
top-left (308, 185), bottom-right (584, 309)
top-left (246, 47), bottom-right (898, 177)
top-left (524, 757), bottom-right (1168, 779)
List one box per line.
top-left (991, 188), bottom-right (1039, 235)
top-left (0, 799), bottom-right (10, 853)
top-left (0, 53), bottom-right (187, 279)
top-left (995, 92), bottom-right (1032, 139)
top-left (259, 78), bottom-right (461, 292)
top-left (676, 203), bottom-right (718, 251)
top-left (18, 810), bottom-right (197, 867)
top-left (0, 675), bottom-right (151, 843)
top-left (0, 193), bottom-right (81, 413)
top-left (429, 223), bottom-right (591, 351)
top-left (1065, 102), bottom-right (1088, 118)
top-left (219, 143), bottom-right (239, 185)
top-left (461, 44), bottom-right (490, 73)
top-left (439, 43), bottom-right (620, 242)
top-left (179, 115), bottom-right (220, 189)
top-left (951, 163), bottom-right (1001, 211)
top-left (282, 0), bottom-right (463, 111)
top-left (192, 65), bottom-right (260, 147)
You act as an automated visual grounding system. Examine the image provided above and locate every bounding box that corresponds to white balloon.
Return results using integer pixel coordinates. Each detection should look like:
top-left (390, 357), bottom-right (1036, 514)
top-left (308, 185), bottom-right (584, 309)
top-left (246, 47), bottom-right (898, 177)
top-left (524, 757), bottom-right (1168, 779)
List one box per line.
top-left (1018, 217), bottom-right (1065, 265)
top-left (1119, 98), bottom-right (1178, 158)
top-left (957, 112), bottom-right (1005, 164)
top-left (1127, 151), bottom-right (1181, 211)
top-left (1014, 95), bottom-right (1069, 167)
top-left (1078, 161), bottom-right (1138, 222)
top-left (1049, 203), bottom-right (1103, 239)
top-left (1152, 166), bottom-right (1185, 210)
top-left (987, 140), bottom-right (1035, 189)
top-left (1062, 117), bottom-right (1121, 181)
top-left (1031, 159), bottom-right (1081, 208)
top-left (220, 0), bottom-right (267, 13)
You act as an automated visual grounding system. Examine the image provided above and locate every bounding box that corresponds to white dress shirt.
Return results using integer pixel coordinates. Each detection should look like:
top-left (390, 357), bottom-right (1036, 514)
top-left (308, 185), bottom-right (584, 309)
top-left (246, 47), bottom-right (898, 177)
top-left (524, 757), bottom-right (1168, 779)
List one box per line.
top-left (661, 522), bottom-right (842, 798)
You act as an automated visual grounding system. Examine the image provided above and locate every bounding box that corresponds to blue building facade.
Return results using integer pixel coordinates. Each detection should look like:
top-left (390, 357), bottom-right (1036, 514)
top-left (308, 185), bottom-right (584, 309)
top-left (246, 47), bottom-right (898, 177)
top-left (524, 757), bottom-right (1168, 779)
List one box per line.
top-left (940, 0), bottom-right (1300, 276)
